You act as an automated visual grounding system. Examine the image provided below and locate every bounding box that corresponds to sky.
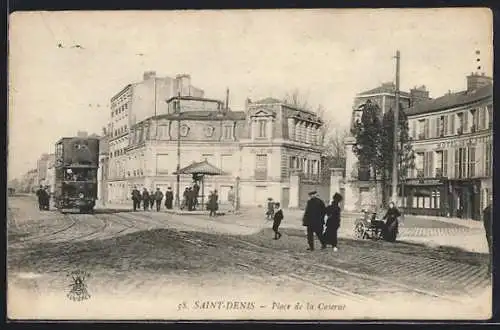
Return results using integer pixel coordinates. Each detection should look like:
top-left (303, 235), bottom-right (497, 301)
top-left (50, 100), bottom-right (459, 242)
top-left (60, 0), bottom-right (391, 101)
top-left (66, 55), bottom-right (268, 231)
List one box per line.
top-left (8, 8), bottom-right (493, 181)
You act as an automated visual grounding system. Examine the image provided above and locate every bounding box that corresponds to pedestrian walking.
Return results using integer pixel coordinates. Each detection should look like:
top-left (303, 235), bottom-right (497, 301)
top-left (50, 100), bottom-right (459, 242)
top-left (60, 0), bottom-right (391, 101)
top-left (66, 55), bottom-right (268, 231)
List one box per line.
top-left (131, 186), bottom-right (141, 211)
top-left (43, 186), bottom-right (51, 210)
top-left (207, 190), bottom-right (219, 217)
top-left (149, 190), bottom-right (155, 210)
top-left (302, 191), bottom-right (327, 251)
top-left (142, 188), bottom-right (150, 211)
top-left (324, 193), bottom-right (343, 251)
top-left (272, 202), bottom-right (283, 240)
top-left (165, 187), bottom-right (174, 210)
top-left (35, 185), bottom-right (45, 210)
top-left (227, 186), bottom-right (235, 213)
top-left (154, 188), bottom-right (164, 212)
top-left (266, 197), bottom-right (275, 220)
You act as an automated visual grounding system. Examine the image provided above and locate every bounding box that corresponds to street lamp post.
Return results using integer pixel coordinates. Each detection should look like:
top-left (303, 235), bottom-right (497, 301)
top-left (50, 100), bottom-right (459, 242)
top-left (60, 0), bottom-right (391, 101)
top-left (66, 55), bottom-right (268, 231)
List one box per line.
top-left (175, 92), bottom-right (181, 208)
top-left (391, 50), bottom-right (401, 205)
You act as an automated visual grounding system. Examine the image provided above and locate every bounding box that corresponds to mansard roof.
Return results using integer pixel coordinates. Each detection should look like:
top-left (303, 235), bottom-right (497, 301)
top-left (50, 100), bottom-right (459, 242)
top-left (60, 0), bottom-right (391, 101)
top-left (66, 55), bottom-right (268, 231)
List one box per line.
top-left (404, 84), bottom-right (492, 116)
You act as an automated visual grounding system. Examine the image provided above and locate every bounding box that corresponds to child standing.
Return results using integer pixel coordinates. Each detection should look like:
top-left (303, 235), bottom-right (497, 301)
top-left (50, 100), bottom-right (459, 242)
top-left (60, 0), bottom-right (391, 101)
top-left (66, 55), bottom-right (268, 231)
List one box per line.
top-left (272, 203), bottom-right (283, 240)
top-left (266, 197), bottom-right (275, 220)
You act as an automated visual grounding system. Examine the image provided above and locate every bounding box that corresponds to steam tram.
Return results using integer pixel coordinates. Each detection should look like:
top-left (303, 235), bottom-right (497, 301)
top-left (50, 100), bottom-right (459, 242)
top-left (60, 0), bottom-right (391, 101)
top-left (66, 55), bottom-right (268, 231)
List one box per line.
top-left (54, 137), bottom-right (100, 213)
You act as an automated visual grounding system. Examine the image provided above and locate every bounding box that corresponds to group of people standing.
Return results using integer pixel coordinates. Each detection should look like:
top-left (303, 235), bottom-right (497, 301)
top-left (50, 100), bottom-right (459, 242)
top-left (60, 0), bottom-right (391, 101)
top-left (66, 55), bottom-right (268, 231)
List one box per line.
top-left (181, 182), bottom-right (200, 211)
top-left (35, 185), bottom-right (51, 211)
top-left (131, 186), bottom-right (174, 212)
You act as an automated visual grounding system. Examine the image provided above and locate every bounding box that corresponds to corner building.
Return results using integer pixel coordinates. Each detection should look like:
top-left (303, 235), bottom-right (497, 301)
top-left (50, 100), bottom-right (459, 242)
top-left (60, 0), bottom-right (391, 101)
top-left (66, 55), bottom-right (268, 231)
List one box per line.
top-left (106, 93), bottom-right (325, 207)
top-left (403, 73), bottom-right (492, 220)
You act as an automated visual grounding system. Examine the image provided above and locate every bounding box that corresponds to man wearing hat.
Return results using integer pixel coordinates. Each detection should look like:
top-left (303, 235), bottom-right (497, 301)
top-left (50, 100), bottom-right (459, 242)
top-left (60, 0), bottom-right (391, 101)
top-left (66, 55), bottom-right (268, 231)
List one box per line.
top-left (302, 191), bottom-right (327, 251)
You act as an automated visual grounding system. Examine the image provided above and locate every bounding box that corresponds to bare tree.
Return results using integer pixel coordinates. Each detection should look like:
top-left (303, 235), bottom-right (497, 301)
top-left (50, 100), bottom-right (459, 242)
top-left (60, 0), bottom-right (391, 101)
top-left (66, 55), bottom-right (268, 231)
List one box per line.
top-left (283, 89), bottom-right (347, 173)
top-left (283, 89), bottom-right (312, 111)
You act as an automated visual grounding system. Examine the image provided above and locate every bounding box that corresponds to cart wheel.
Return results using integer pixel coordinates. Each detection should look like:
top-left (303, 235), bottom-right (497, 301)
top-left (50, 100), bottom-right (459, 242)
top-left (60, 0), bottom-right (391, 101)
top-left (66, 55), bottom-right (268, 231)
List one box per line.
top-left (354, 222), bottom-right (366, 239)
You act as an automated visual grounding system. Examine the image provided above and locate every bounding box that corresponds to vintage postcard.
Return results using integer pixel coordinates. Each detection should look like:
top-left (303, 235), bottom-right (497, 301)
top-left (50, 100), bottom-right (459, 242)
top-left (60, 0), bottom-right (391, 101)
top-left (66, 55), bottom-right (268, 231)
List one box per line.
top-left (7, 8), bottom-right (492, 320)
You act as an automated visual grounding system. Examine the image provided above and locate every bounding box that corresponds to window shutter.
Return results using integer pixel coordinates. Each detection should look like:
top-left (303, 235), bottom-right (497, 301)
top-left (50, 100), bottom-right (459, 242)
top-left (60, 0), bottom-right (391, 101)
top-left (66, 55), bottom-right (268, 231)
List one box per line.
top-left (435, 118), bottom-right (440, 137)
top-left (424, 119), bottom-right (429, 139)
top-left (463, 111), bottom-right (468, 131)
top-left (449, 114), bottom-right (455, 135)
top-left (454, 148), bottom-right (459, 178)
top-left (443, 150), bottom-right (448, 177)
top-left (479, 107), bottom-right (486, 130)
top-left (429, 152), bottom-right (434, 177)
top-left (443, 115), bottom-right (448, 135)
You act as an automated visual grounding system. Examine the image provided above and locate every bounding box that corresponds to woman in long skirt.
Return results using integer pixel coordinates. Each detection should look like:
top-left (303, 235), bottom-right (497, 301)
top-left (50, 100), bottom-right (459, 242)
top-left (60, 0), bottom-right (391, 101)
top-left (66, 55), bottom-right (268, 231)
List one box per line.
top-left (324, 193), bottom-right (343, 251)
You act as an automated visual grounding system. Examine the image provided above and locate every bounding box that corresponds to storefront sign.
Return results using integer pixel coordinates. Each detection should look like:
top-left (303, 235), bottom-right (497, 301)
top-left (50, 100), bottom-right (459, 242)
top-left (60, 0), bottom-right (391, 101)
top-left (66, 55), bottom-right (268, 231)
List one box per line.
top-left (435, 135), bottom-right (492, 149)
top-left (405, 178), bottom-right (443, 185)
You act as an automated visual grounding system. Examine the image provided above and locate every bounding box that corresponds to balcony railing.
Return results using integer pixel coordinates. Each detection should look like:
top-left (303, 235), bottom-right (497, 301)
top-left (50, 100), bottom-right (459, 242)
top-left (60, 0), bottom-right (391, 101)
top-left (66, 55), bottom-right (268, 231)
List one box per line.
top-left (470, 125), bottom-right (477, 133)
top-left (418, 133), bottom-right (426, 140)
top-left (416, 169), bottom-right (424, 178)
top-left (435, 168), bottom-right (443, 178)
top-left (457, 127), bottom-right (463, 135)
top-left (254, 169), bottom-right (268, 180)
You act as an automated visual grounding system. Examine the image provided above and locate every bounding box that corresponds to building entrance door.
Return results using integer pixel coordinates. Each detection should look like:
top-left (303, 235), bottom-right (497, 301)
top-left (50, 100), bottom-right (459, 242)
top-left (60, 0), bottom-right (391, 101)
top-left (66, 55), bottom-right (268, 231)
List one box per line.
top-left (281, 187), bottom-right (290, 208)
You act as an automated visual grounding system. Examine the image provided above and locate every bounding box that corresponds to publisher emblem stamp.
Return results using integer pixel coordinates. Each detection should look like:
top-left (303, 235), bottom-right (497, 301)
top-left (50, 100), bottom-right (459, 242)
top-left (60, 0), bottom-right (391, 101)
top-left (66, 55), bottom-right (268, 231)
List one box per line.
top-left (67, 270), bottom-right (91, 301)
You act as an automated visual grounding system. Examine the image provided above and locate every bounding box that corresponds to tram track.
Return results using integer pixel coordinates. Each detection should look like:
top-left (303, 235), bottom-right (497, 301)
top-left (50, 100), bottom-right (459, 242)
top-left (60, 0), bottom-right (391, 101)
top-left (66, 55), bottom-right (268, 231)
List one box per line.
top-left (226, 236), bottom-right (467, 303)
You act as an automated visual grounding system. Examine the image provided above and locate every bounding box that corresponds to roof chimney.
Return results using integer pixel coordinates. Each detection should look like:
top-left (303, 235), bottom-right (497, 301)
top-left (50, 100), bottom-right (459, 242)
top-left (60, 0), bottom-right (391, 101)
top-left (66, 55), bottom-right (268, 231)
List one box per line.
top-left (410, 85), bottom-right (430, 106)
top-left (466, 72), bottom-right (492, 92)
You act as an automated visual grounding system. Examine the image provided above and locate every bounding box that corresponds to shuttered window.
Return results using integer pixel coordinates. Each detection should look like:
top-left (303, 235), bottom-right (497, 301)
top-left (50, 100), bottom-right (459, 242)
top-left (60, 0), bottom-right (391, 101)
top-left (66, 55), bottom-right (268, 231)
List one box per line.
top-left (449, 114), bottom-right (455, 135)
top-left (442, 150), bottom-right (448, 177)
top-left (424, 119), bottom-right (430, 139)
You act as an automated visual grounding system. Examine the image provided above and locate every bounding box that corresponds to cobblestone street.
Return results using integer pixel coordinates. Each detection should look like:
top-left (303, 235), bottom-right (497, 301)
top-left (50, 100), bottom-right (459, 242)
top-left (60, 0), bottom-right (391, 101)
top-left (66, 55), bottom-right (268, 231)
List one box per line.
top-left (8, 195), bottom-right (491, 320)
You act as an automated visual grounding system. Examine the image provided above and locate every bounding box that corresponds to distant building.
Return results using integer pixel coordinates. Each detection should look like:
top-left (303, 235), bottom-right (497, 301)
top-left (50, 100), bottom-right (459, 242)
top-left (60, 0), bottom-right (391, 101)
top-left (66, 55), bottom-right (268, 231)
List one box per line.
top-left (97, 128), bottom-right (110, 204)
top-left (36, 153), bottom-right (55, 186)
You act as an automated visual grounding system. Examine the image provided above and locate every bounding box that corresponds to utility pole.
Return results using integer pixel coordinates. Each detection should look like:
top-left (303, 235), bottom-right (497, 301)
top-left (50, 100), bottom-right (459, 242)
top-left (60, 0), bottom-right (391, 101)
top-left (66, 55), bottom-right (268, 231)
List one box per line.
top-left (391, 50), bottom-right (401, 205)
top-left (175, 92), bottom-right (181, 208)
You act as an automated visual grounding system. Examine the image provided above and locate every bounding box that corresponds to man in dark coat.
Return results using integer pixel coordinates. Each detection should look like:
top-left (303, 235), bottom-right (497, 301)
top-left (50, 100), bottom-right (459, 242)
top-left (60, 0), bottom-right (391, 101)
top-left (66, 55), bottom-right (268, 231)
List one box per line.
top-left (36, 185), bottom-right (45, 210)
top-left (165, 187), bottom-right (174, 210)
top-left (154, 188), bottom-right (164, 212)
top-left (142, 188), bottom-right (150, 211)
top-left (149, 190), bottom-right (155, 210)
top-left (131, 186), bottom-right (141, 211)
top-left (302, 191), bottom-right (327, 251)
top-left (182, 187), bottom-right (189, 210)
top-left (192, 182), bottom-right (200, 210)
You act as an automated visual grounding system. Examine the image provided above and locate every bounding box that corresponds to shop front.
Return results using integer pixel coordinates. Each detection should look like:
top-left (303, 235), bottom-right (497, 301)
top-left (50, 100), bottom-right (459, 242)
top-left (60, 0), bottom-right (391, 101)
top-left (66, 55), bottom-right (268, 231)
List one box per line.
top-left (401, 177), bottom-right (449, 217)
top-left (448, 178), bottom-right (482, 220)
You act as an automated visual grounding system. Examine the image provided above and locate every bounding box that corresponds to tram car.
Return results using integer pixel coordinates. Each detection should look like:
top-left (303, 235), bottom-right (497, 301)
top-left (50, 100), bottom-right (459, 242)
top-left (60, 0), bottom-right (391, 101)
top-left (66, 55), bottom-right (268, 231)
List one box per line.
top-left (53, 137), bottom-right (100, 213)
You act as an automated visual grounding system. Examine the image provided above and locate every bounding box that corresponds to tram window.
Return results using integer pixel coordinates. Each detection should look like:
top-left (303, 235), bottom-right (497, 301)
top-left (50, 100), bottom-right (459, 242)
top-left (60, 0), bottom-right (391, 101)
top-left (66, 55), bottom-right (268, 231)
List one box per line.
top-left (64, 168), bottom-right (96, 181)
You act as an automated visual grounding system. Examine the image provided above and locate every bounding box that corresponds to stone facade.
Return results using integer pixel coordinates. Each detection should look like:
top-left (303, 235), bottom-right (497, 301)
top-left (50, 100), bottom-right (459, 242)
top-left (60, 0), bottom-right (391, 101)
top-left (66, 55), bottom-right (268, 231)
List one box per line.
top-left (105, 95), bottom-right (327, 208)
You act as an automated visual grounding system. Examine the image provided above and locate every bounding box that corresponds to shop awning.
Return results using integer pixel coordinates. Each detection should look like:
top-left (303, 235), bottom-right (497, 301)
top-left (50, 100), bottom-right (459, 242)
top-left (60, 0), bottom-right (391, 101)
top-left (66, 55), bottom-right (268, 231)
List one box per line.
top-left (173, 160), bottom-right (226, 176)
